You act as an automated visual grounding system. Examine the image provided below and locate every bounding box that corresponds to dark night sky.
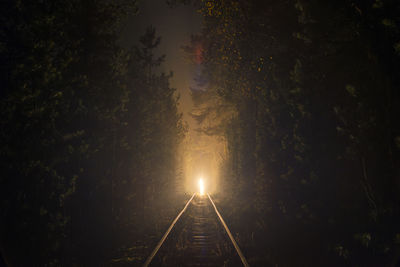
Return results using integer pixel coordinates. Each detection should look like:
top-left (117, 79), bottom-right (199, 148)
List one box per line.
top-left (119, 0), bottom-right (202, 129)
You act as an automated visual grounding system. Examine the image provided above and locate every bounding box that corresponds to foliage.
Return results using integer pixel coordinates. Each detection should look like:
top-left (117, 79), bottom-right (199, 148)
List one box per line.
top-left (187, 0), bottom-right (400, 265)
top-left (0, 1), bottom-right (184, 265)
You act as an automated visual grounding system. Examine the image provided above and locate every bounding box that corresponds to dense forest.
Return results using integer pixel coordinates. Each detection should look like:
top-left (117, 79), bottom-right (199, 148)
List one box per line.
top-left (0, 1), bottom-right (186, 265)
top-left (1, 0), bottom-right (400, 266)
top-left (185, 0), bottom-right (400, 266)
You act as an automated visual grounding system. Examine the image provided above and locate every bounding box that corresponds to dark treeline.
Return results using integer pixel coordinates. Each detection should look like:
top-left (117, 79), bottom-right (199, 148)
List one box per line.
top-left (184, 0), bottom-right (400, 266)
top-left (0, 1), bottom-right (184, 266)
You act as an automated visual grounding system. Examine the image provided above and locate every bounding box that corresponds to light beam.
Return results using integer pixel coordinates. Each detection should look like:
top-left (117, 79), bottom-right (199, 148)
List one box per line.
top-left (198, 178), bottom-right (205, 195)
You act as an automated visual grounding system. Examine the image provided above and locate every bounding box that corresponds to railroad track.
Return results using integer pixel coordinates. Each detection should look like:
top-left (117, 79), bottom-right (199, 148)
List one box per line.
top-left (143, 193), bottom-right (249, 267)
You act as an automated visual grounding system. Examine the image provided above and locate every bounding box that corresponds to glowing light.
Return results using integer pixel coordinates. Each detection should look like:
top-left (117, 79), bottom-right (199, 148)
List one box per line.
top-left (198, 178), bottom-right (205, 195)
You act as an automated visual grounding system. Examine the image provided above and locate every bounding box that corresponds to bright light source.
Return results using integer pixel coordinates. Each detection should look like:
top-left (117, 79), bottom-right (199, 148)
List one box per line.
top-left (198, 178), bottom-right (205, 195)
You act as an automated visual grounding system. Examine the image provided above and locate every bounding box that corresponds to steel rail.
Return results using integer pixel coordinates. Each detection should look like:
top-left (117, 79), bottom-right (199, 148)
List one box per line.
top-left (207, 193), bottom-right (250, 267)
top-left (143, 193), bottom-right (196, 267)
